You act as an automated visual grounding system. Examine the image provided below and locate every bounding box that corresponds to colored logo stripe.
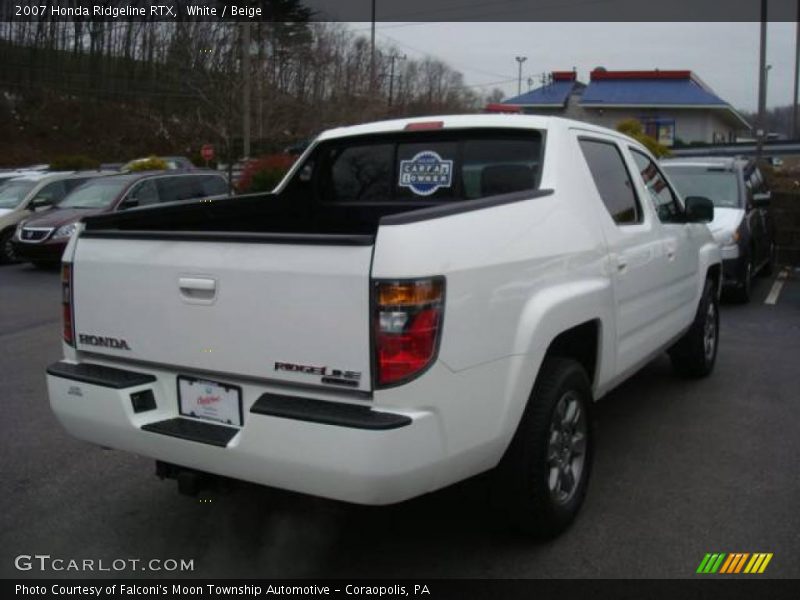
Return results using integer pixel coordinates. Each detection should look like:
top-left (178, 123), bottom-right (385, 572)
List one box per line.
top-left (697, 553), bottom-right (726, 573)
top-left (698, 553), bottom-right (773, 574)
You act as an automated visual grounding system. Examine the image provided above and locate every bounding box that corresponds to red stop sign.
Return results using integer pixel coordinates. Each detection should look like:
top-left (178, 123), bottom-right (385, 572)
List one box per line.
top-left (201, 144), bottom-right (214, 161)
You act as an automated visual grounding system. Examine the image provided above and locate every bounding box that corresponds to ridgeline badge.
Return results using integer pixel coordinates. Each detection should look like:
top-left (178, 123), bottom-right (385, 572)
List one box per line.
top-left (399, 151), bottom-right (453, 196)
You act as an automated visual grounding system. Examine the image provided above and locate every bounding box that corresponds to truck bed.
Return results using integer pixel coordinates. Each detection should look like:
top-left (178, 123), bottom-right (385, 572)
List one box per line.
top-left (81, 191), bottom-right (433, 238)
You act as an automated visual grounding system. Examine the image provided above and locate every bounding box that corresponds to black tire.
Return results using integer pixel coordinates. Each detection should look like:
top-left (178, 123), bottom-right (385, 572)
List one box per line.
top-left (491, 357), bottom-right (594, 538)
top-left (0, 229), bottom-right (16, 264)
top-left (760, 242), bottom-right (776, 277)
top-left (669, 278), bottom-right (719, 378)
top-left (32, 261), bottom-right (58, 270)
top-left (730, 257), bottom-right (752, 304)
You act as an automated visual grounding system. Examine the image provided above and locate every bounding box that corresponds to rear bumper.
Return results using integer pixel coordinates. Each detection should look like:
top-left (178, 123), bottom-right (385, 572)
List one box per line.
top-left (12, 239), bottom-right (67, 263)
top-left (47, 361), bottom-right (446, 505)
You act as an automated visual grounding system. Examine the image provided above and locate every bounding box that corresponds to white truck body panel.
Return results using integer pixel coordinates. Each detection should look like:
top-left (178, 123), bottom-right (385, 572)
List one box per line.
top-left (71, 238), bottom-right (374, 392)
top-left (48, 115), bottom-right (721, 505)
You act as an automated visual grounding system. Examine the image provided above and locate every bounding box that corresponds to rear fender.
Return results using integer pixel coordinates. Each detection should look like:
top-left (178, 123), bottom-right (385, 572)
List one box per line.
top-left (496, 278), bottom-right (614, 454)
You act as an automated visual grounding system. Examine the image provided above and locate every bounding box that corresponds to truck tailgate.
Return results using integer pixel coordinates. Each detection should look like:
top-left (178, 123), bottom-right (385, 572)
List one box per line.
top-left (71, 236), bottom-right (374, 392)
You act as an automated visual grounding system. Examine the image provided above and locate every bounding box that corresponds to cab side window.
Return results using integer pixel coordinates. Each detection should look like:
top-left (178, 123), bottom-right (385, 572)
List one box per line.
top-left (35, 181), bottom-right (67, 204)
top-left (630, 149), bottom-right (683, 223)
top-left (578, 138), bottom-right (642, 225)
top-left (127, 180), bottom-right (159, 207)
top-left (64, 177), bottom-right (91, 193)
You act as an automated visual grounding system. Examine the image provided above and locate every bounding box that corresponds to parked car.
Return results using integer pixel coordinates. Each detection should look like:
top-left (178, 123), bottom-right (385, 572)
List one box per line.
top-left (0, 171), bottom-right (112, 263)
top-left (0, 169), bottom-right (42, 187)
top-left (13, 170), bottom-right (228, 267)
top-left (661, 157), bottom-right (774, 302)
top-left (46, 116), bottom-right (720, 538)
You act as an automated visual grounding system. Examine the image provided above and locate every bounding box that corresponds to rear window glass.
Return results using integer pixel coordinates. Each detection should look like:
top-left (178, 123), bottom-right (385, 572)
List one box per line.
top-left (312, 130), bottom-right (542, 204)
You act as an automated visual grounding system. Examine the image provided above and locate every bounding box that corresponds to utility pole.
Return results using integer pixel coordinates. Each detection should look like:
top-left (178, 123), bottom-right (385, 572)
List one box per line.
top-left (756, 0), bottom-right (767, 161)
top-left (794, 0), bottom-right (800, 138)
top-left (370, 0), bottom-right (376, 88)
top-left (242, 21), bottom-right (251, 160)
top-left (515, 56), bottom-right (527, 96)
top-left (388, 52), bottom-right (406, 107)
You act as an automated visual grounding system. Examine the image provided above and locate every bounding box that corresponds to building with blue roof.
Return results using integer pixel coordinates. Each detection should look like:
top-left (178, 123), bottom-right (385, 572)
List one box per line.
top-left (487, 70), bottom-right (750, 146)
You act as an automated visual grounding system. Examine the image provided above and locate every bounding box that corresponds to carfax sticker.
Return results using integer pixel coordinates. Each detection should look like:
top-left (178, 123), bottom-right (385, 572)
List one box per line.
top-left (399, 151), bottom-right (454, 196)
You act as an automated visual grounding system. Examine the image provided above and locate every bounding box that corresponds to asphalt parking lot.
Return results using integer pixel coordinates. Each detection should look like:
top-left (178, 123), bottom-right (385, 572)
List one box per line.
top-left (1, 262), bottom-right (798, 579)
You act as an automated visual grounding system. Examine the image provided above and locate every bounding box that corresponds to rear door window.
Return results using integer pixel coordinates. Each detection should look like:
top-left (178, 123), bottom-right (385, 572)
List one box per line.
top-left (200, 175), bottom-right (228, 196)
top-left (578, 138), bottom-right (641, 225)
top-left (156, 176), bottom-right (205, 203)
top-left (315, 130), bottom-right (542, 204)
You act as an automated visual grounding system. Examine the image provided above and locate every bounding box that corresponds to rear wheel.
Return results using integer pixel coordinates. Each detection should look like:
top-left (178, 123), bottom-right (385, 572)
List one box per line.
top-left (760, 242), bottom-right (776, 277)
top-left (731, 257), bottom-right (752, 303)
top-left (0, 229), bottom-right (16, 264)
top-left (670, 278), bottom-right (719, 378)
top-left (491, 358), bottom-right (593, 538)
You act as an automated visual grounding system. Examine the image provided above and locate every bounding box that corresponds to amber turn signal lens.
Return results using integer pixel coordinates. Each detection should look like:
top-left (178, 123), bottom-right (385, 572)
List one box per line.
top-left (377, 280), bottom-right (444, 307)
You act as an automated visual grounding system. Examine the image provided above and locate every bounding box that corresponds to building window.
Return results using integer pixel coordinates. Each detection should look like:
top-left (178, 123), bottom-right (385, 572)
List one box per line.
top-left (641, 118), bottom-right (676, 147)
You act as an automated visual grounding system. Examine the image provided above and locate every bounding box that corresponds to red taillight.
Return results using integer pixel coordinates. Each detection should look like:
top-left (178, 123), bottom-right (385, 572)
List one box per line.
top-left (62, 263), bottom-right (74, 346)
top-left (374, 278), bottom-right (444, 387)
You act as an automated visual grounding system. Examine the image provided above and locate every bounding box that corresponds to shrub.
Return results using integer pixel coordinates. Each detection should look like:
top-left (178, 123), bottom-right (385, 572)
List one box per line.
top-left (237, 154), bottom-right (297, 193)
top-left (616, 119), bottom-right (671, 158)
top-left (49, 154), bottom-right (100, 171)
top-left (123, 155), bottom-right (169, 172)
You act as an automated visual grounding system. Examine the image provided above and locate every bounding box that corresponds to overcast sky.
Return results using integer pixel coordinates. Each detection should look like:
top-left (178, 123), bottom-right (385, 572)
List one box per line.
top-left (351, 22), bottom-right (797, 112)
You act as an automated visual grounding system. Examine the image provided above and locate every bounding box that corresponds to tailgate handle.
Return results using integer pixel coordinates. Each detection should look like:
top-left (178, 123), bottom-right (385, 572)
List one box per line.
top-left (178, 277), bottom-right (217, 301)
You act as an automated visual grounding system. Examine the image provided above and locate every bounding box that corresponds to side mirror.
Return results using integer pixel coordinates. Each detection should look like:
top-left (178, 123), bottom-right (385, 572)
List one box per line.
top-left (30, 196), bottom-right (53, 211)
top-left (684, 196), bottom-right (714, 223)
top-left (751, 191), bottom-right (771, 208)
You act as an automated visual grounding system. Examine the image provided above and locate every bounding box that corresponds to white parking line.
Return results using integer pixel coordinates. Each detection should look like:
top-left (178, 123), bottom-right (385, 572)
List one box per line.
top-left (764, 268), bottom-right (790, 305)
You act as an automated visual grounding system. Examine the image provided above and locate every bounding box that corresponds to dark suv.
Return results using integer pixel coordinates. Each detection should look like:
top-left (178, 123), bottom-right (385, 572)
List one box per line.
top-left (661, 157), bottom-right (774, 302)
top-left (13, 170), bottom-right (228, 267)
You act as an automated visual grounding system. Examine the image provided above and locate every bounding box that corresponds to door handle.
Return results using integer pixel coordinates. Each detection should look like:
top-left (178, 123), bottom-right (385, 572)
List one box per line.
top-left (178, 277), bottom-right (217, 302)
top-left (179, 277), bottom-right (216, 291)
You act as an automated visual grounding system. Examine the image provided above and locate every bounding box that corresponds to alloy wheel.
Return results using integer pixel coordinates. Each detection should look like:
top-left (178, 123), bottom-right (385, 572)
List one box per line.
top-left (546, 390), bottom-right (588, 505)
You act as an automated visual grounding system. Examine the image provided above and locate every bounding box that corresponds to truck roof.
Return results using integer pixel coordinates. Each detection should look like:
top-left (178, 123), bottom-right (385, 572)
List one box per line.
top-left (317, 114), bottom-right (629, 142)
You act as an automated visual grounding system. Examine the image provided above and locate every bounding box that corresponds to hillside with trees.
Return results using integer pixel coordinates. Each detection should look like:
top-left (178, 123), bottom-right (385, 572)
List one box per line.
top-left (0, 4), bottom-right (484, 166)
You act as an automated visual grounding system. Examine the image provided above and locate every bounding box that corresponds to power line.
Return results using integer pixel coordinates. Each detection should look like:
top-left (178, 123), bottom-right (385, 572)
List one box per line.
top-left (375, 31), bottom-right (515, 81)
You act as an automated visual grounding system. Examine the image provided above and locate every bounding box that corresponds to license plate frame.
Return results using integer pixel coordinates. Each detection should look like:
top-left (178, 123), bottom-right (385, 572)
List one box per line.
top-left (177, 375), bottom-right (243, 427)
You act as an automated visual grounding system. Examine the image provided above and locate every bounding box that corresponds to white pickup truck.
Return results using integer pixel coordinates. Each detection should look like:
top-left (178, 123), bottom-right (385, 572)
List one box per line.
top-left (47, 115), bottom-right (721, 537)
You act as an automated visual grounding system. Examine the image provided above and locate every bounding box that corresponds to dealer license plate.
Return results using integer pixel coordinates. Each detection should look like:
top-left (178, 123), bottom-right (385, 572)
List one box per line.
top-left (177, 376), bottom-right (243, 427)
